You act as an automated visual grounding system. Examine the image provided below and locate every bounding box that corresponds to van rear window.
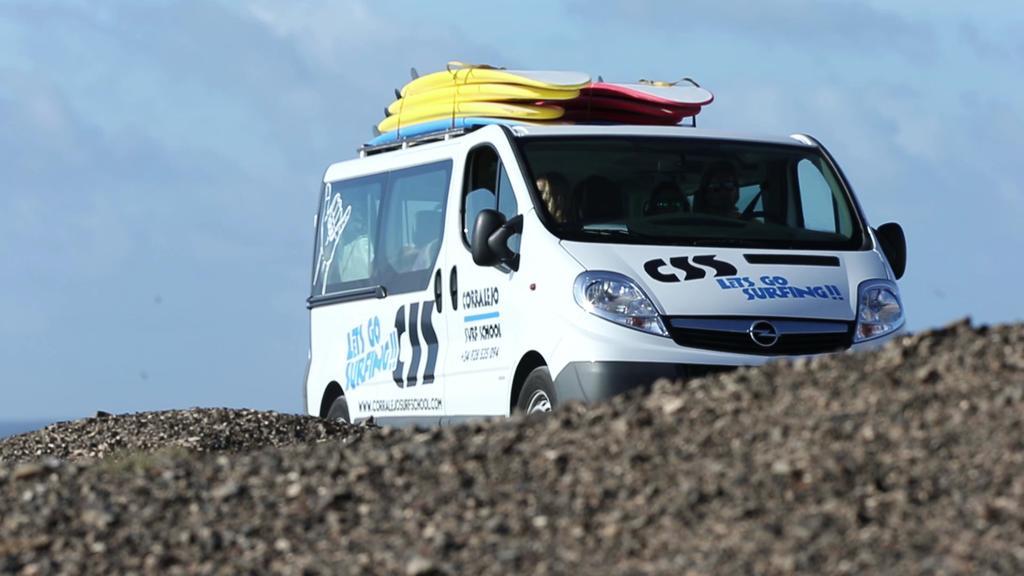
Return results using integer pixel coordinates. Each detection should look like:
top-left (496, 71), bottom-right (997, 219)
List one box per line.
top-left (518, 137), bottom-right (864, 250)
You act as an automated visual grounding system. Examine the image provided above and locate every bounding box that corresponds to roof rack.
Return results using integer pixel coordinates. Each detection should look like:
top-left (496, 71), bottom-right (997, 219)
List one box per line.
top-left (358, 125), bottom-right (482, 157)
top-left (358, 115), bottom-right (700, 157)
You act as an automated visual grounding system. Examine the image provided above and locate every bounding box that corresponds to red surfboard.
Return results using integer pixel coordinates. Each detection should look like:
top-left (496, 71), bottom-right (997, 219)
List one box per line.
top-left (538, 81), bottom-right (712, 125)
top-left (584, 82), bottom-right (714, 107)
top-left (558, 95), bottom-right (700, 120)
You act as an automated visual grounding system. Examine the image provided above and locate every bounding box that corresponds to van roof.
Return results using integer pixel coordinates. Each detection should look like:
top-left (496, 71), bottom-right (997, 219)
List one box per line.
top-left (505, 124), bottom-right (816, 148)
top-left (331, 124), bottom-right (818, 181)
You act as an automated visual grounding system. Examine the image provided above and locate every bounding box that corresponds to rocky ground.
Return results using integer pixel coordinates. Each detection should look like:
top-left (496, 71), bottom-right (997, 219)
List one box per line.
top-left (0, 408), bottom-right (355, 463)
top-left (2, 320), bottom-right (1023, 575)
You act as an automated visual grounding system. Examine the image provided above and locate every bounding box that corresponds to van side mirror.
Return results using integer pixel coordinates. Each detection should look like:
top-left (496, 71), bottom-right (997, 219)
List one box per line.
top-left (875, 222), bottom-right (907, 280)
top-left (471, 209), bottom-right (522, 270)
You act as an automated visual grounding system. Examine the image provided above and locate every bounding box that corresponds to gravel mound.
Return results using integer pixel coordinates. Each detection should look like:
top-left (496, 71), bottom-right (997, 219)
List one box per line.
top-left (0, 408), bottom-right (357, 463)
top-left (2, 321), bottom-right (1023, 575)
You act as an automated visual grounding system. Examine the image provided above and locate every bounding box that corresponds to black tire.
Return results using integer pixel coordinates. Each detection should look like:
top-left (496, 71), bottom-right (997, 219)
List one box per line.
top-left (326, 395), bottom-right (351, 423)
top-left (516, 366), bottom-right (556, 414)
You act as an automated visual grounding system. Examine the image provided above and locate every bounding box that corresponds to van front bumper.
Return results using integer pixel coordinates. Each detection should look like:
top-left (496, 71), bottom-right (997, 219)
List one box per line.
top-left (553, 361), bottom-right (734, 404)
top-left (547, 311), bottom-right (905, 405)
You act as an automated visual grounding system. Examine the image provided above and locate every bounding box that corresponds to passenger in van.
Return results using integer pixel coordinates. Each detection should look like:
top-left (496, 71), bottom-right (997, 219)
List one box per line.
top-left (536, 171), bottom-right (571, 224)
top-left (574, 175), bottom-right (624, 224)
top-left (644, 181), bottom-right (690, 216)
top-left (411, 209), bottom-right (442, 271)
top-left (694, 161), bottom-right (741, 218)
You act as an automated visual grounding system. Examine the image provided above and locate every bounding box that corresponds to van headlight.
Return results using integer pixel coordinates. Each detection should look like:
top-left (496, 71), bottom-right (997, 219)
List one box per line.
top-left (854, 280), bottom-right (905, 342)
top-left (573, 271), bottom-right (668, 336)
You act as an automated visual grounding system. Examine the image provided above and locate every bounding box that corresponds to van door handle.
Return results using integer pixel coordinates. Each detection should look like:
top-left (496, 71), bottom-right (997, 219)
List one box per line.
top-left (449, 266), bottom-right (458, 310)
top-left (433, 269), bottom-right (443, 313)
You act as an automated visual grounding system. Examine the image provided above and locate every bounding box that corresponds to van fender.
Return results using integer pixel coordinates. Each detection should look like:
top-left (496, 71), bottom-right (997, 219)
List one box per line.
top-left (319, 381), bottom-right (344, 419)
top-left (509, 351), bottom-right (547, 414)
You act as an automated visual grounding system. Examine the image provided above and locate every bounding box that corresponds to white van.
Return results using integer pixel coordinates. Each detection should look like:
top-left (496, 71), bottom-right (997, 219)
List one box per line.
top-left (304, 124), bottom-right (907, 425)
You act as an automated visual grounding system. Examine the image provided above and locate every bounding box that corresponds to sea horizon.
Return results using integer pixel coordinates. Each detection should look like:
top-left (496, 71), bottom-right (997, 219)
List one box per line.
top-left (0, 420), bottom-right (55, 439)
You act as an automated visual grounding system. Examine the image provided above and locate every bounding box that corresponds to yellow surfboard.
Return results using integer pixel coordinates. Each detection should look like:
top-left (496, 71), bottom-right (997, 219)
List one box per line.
top-left (388, 83), bottom-right (579, 115)
top-left (401, 66), bottom-right (591, 97)
top-left (378, 102), bottom-right (563, 133)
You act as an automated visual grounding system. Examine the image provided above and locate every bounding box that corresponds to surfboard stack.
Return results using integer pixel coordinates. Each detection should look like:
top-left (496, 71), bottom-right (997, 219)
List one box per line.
top-left (370, 63), bottom-right (714, 146)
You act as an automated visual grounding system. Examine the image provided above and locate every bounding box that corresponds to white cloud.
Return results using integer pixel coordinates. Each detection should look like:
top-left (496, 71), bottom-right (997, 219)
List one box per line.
top-left (244, 0), bottom-right (382, 70)
top-left (566, 0), bottom-right (936, 61)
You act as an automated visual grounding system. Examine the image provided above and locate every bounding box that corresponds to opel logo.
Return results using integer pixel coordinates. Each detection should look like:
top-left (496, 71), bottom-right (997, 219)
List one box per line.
top-left (748, 320), bottom-right (779, 348)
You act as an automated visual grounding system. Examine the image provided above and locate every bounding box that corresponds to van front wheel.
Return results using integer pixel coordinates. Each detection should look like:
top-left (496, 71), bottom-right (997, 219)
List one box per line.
top-left (517, 367), bottom-right (556, 415)
top-left (326, 396), bottom-right (351, 423)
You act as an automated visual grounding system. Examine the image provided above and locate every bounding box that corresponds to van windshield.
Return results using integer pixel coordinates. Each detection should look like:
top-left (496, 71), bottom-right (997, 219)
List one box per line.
top-left (518, 137), bottom-right (865, 249)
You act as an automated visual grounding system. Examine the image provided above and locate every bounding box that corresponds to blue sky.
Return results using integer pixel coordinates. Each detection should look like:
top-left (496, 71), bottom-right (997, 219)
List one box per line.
top-left (1, 0), bottom-right (1021, 421)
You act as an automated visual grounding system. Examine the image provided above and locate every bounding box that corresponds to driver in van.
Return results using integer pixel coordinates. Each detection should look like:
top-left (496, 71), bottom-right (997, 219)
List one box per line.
top-left (694, 161), bottom-right (741, 218)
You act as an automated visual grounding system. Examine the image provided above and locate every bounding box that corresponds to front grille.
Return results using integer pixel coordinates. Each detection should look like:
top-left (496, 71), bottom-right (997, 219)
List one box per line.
top-left (667, 317), bottom-right (853, 356)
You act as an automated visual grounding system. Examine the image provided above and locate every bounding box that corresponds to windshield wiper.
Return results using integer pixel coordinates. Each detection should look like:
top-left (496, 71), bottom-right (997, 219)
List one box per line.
top-left (578, 227), bottom-right (663, 243)
top-left (581, 227), bottom-right (629, 235)
top-left (690, 237), bottom-right (762, 247)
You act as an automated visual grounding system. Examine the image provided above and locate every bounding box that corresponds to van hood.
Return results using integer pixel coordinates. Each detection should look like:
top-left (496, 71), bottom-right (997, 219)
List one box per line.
top-left (560, 241), bottom-right (889, 321)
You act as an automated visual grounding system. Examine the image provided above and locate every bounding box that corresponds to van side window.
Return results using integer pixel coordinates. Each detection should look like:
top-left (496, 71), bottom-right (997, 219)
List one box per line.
top-left (463, 146), bottom-right (519, 250)
top-left (797, 158), bottom-right (851, 235)
top-left (497, 167), bottom-right (518, 222)
top-left (312, 161), bottom-right (451, 299)
top-left (378, 161), bottom-right (452, 295)
top-left (312, 174), bottom-right (384, 297)
top-left (497, 166), bottom-right (520, 252)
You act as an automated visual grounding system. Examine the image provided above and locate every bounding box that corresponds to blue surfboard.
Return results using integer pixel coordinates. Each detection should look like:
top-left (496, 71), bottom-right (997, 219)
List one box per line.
top-left (367, 117), bottom-right (528, 146)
